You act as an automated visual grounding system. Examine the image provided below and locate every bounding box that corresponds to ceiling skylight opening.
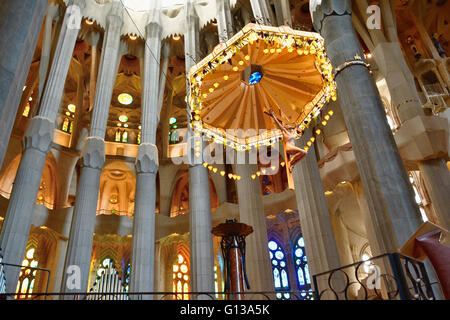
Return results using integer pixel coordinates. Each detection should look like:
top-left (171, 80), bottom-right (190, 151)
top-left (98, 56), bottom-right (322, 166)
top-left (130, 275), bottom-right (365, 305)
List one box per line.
top-left (249, 72), bottom-right (263, 85)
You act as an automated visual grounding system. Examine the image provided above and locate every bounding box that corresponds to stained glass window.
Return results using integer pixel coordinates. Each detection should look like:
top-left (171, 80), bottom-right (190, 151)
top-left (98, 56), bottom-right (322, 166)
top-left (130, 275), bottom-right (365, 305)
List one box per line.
top-left (293, 236), bottom-right (312, 298)
top-left (62, 118), bottom-right (70, 132)
top-left (16, 247), bottom-right (38, 299)
top-left (121, 130), bottom-right (128, 143)
top-left (268, 240), bottom-right (290, 300)
top-left (22, 103), bottom-right (31, 117)
top-left (173, 253), bottom-right (190, 300)
top-left (115, 129), bottom-right (122, 142)
top-left (123, 263), bottom-right (131, 292)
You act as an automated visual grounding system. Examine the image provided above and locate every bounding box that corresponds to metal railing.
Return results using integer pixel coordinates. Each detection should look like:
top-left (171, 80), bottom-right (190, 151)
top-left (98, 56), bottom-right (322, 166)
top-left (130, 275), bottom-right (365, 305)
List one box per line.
top-left (312, 253), bottom-right (437, 300)
top-left (0, 290), bottom-right (316, 301)
top-left (0, 249), bottom-right (6, 295)
top-left (0, 262), bottom-right (51, 300)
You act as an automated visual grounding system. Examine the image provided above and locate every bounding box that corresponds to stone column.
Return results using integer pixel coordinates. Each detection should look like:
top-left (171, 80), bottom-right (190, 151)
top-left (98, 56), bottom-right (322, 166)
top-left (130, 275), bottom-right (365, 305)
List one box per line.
top-left (418, 159), bottom-right (450, 230)
top-left (273, 0), bottom-right (292, 27)
top-left (291, 129), bottom-right (342, 293)
top-left (311, 0), bottom-right (422, 248)
top-left (158, 43), bottom-right (171, 119)
top-left (235, 163), bottom-right (275, 293)
top-left (62, 2), bottom-right (123, 295)
top-left (0, 0), bottom-right (48, 169)
top-left (0, 1), bottom-right (84, 294)
top-left (129, 3), bottom-right (161, 297)
top-left (86, 32), bottom-right (101, 112)
top-left (184, 0), bottom-right (215, 295)
top-left (216, 0), bottom-right (233, 43)
top-left (249, 0), bottom-right (273, 25)
top-left (38, 3), bottom-right (60, 99)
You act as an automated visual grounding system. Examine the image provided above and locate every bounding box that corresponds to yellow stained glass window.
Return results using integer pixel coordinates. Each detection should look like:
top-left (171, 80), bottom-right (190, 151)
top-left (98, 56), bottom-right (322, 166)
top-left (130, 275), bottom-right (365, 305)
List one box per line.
top-left (173, 252), bottom-right (190, 300)
top-left (62, 118), bottom-right (70, 132)
top-left (16, 247), bottom-right (38, 299)
top-left (121, 130), bottom-right (128, 143)
top-left (22, 103), bottom-right (30, 117)
top-left (118, 93), bottom-right (133, 105)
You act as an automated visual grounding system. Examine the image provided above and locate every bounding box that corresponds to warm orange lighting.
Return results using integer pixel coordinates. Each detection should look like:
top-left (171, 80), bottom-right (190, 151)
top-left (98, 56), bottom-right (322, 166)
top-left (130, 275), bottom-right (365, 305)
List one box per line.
top-left (129, 35), bottom-right (138, 40)
top-left (85, 19), bottom-right (94, 25)
top-left (173, 35), bottom-right (181, 41)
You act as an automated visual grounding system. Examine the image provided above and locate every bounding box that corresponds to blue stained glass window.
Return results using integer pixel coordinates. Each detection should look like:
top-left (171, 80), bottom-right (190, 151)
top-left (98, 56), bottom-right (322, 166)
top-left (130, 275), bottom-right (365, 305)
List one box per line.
top-left (249, 72), bottom-right (262, 85)
top-left (268, 240), bottom-right (290, 300)
top-left (293, 236), bottom-right (311, 291)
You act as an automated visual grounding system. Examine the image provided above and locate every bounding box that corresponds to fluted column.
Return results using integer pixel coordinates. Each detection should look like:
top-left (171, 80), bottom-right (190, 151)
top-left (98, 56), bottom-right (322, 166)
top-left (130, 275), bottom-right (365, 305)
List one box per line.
top-left (235, 163), bottom-right (275, 292)
top-left (0, 1), bottom-right (84, 294)
top-left (216, 0), bottom-right (233, 43)
top-left (418, 159), bottom-right (450, 230)
top-left (0, 0), bottom-right (48, 168)
top-left (62, 2), bottom-right (123, 295)
top-left (273, 0), bottom-right (292, 27)
top-left (129, 3), bottom-right (161, 297)
top-left (184, 0), bottom-right (215, 295)
top-left (291, 129), bottom-right (342, 293)
top-left (249, 0), bottom-right (273, 25)
top-left (38, 3), bottom-right (60, 99)
top-left (311, 0), bottom-right (422, 249)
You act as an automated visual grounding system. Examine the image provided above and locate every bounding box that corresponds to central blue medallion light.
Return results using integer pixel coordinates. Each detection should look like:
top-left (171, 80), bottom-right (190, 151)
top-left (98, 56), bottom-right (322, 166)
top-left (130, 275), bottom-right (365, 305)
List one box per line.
top-left (249, 71), bottom-right (262, 85)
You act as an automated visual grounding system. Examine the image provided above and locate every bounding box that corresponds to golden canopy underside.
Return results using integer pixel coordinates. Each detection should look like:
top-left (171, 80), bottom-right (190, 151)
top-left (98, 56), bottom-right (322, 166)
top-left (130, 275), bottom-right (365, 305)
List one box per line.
top-left (200, 42), bottom-right (325, 136)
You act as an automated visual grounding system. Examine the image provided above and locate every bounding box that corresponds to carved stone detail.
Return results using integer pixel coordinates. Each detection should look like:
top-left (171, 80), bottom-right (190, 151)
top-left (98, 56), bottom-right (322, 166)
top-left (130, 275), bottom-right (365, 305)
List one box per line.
top-left (395, 115), bottom-right (449, 167)
top-left (81, 136), bottom-right (105, 169)
top-left (310, 0), bottom-right (352, 32)
top-left (136, 143), bottom-right (159, 174)
top-left (23, 116), bottom-right (54, 153)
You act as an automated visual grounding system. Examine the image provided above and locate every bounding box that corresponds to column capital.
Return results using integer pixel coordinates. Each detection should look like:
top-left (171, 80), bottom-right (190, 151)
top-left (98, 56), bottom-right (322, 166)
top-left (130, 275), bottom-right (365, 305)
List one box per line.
top-left (23, 116), bottom-right (54, 153)
top-left (310, 0), bottom-right (352, 33)
top-left (80, 136), bottom-right (105, 169)
top-left (136, 143), bottom-right (159, 174)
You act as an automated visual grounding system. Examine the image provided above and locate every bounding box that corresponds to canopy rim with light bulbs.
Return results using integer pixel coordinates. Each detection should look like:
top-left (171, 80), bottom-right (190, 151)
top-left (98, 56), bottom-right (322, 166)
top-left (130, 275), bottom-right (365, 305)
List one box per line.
top-left (187, 23), bottom-right (337, 151)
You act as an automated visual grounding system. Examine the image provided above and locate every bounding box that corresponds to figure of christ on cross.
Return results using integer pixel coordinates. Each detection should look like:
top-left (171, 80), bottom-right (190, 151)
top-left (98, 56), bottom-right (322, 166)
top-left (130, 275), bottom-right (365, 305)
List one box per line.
top-left (264, 108), bottom-right (308, 172)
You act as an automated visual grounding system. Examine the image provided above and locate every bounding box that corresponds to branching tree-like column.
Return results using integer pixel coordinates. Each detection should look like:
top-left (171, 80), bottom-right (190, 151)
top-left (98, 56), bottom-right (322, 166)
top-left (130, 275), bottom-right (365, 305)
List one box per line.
top-left (62, 0), bottom-right (123, 296)
top-left (0, 0), bottom-right (85, 294)
top-left (184, 0), bottom-right (215, 296)
top-left (310, 0), bottom-right (422, 251)
top-left (129, 1), bottom-right (162, 299)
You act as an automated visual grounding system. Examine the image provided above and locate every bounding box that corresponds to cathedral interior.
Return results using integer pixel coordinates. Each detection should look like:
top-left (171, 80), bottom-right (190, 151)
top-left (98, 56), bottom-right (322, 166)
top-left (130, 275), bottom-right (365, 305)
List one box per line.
top-left (0, 0), bottom-right (449, 300)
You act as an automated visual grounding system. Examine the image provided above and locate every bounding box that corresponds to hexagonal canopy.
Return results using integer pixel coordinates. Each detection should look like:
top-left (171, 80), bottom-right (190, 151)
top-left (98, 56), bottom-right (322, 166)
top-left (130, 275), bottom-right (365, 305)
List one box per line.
top-left (188, 24), bottom-right (336, 150)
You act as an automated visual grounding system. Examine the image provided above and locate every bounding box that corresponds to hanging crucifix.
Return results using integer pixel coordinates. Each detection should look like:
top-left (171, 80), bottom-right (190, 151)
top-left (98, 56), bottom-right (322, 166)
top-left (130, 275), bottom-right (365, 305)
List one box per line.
top-left (264, 107), bottom-right (307, 189)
